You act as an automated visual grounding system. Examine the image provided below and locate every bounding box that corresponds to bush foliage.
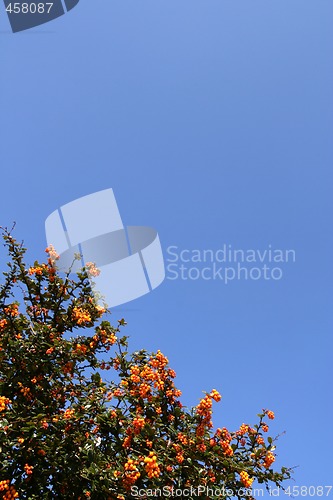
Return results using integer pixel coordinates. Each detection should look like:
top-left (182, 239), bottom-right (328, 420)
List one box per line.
top-left (0, 230), bottom-right (291, 499)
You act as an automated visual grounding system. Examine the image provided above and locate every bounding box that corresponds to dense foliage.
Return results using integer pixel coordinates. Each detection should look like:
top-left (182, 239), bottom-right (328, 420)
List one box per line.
top-left (0, 230), bottom-right (291, 499)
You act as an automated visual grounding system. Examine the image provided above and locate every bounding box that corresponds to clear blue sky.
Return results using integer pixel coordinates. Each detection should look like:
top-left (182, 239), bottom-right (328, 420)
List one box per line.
top-left (1, 1), bottom-right (332, 497)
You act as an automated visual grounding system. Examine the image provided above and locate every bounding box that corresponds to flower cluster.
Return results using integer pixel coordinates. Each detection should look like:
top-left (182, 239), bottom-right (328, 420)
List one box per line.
top-left (264, 452), bottom-right (276, 469)
top-left (144, 452), bottom-right (161, 479)
top-left (0, 396), bottom-right (11, 413)
top-left (45, 244), bottom-right (60, 264)
top-left (85, 262), bottom-right (100, 277)
top-left (72, 306), bottom-right (91, 325)
top-left (0, 480), bottom-right (18, 500)
top-left (123, 458), bottom-right (141, 487)
top-left (240, 470), bottom-right (254, 488)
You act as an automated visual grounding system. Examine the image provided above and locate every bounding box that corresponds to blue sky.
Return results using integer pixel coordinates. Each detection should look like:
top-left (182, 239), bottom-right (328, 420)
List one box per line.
top-left (1, 0), bottom-right (332, 497)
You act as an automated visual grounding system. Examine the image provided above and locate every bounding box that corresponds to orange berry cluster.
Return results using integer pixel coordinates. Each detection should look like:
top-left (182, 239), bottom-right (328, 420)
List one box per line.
top-left (123, 458), bottom-right (141, 487)
top-left (195, 391), bottom-right (222, 439)
top-left (237, 423), bottom-right (249, 436)
top-left (74, 343), bottom-right (88, 355)
top-left (209, 389), bottom-right (222, 402)
top-left (99, 329), bottom-right (117, 345)
top-left (132, 417), bottom-right (145, 434)
top-left (72, 307), bottom-right (91, 325)
top-left (122, 435), bottom-right (132, 448)
top-left (127, 353), bottom-right (180, 402)
top-left (62, 361), bottom-right (74, 375)
top-left (0, 396), bottom-right (11, 412)
top-left (3, 304), bottom-right (19, 317)
top-left (144, 452), bottom-right (160, 478)
top-left (264, 452), bottom-right (275, 469)
top-left (63, 408), bottom-right (75, 420)
top-left (0, 480), bottom-right (10, 492)
top-left (0, 319), bottom-right (7, 331)
top-left (177, 432), bottom-right (188, 446)
top-left (266, 410), bottom-right (275, 420)
top-left (240, 470), bottom-right (254, 488)
top-left (28, 266), bottom-right (44, 276)
top-left (149, 350), bottom-right (169, 369)
top-left (88, 328), bottom-right (117, 352)
top-left (24, 464), bottom-right (33, 475)
top-left (215, 427), bottom-right (233, 456)
top-left (17, 382), bottom-right (31, 398)
top-left (220, 440), bottom-right (234, 457)
top-left (196, 395), bottom-right (213, 417)
top-left (0, 480), bottom-right (18, 499)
